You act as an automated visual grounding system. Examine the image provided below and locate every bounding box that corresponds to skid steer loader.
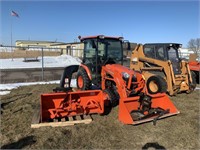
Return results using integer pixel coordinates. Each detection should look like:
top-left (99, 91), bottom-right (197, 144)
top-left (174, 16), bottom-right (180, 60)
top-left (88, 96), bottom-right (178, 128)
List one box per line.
top-left (130, 43), bottom-right (196, 96)
top-left (39, 36), bottom-right (179, 125)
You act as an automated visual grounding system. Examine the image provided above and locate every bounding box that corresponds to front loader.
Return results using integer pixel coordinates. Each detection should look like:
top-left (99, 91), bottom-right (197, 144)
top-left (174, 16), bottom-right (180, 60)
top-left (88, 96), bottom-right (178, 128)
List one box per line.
top-left (39, 36), bottom-right (179, 125)
top-left (130, 43), bottom-right (196, 96)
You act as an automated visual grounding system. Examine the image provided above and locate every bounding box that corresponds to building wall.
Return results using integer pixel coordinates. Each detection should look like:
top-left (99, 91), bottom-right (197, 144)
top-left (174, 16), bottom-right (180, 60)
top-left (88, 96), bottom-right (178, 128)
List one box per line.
top-left (62, 43), bottom-right (84, 57)
top-left (179, 48), bottom-right (194, 59)
top-left (15, 41), bottom-right (64, 51)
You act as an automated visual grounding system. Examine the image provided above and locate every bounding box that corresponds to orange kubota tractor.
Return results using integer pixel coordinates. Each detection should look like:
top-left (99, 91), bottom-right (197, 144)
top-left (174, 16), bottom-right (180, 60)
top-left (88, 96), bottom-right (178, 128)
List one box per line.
top-left (40, 36), bottom-right (179, 125)
top-left (188, 53), bottom-right (200, 84)
top-left (130, 43), bottom-right (196, 96)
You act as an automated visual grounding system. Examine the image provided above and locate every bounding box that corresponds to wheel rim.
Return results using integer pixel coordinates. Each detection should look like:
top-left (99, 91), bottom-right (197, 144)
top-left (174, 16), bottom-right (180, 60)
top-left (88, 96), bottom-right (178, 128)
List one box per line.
top-left (78, 76), bottom-right (84, 88)
top-left (149, 81), bottom-right (158, 93)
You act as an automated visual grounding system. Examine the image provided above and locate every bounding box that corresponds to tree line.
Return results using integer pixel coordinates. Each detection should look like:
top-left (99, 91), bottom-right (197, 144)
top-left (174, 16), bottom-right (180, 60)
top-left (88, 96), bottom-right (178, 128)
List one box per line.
top-left (187, 38), bottom-right (200, 54)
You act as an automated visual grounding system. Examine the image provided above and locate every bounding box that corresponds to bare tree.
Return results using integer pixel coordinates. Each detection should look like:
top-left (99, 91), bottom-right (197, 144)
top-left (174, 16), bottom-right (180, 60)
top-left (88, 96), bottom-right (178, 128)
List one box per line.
top-left (187, 38), bottom-right (200, 54)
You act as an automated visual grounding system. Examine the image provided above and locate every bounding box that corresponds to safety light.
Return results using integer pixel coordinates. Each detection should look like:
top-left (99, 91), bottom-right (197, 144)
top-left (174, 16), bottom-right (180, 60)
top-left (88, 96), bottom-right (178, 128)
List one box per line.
top-left (132, 57), bottom-right (138, 62)
top-left (98, 35), bottom-right (105, 39)
top-left (119, 37), bottom-right (124, 41)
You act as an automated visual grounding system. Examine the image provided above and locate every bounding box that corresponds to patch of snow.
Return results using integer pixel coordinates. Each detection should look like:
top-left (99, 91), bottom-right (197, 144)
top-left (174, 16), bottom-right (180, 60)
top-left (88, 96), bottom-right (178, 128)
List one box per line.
top-left (0, 54), bottom-right (81, 69)
top-left (0, 80), bottom-right (60, 91)
top-left (0, 47), bottom-right (12, 52)
top-left (0, 79), bottom-right (77, 95)
top-left (0, 91), bottom-right (11, 95)
top-left (195, 87), bottom-right (200, 90)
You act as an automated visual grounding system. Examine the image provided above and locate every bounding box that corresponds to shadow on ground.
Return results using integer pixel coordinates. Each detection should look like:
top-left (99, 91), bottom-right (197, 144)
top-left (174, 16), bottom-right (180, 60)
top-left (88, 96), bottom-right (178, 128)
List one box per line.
top-left (142, 142), bottom-right (166, 150)
top-left (1, 135), bottom-right (36, 149)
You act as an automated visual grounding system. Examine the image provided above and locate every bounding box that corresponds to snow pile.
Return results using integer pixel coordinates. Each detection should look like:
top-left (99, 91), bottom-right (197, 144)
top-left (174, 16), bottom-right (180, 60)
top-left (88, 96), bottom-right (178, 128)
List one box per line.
top-left (0, 54), bottom-right (82, 69)
top-left (55, 55), bottom-right (82, 65)
top-left (0, 47), bottom-right (12, 52)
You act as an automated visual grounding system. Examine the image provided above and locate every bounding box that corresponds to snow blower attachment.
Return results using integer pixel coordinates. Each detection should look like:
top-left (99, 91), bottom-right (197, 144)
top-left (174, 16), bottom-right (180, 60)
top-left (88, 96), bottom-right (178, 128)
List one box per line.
top-left (38, 35), bottom-right (179, 126)
top-left (40, 90), bottom-right (107, 122)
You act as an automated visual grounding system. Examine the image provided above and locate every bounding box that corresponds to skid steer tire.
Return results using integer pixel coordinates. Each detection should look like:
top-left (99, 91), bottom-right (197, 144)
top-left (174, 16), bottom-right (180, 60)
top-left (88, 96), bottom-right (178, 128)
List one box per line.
top-left (104, 89), bottom-right (119, 107)
top-left (146, 75), bottom-right (167, 94)
top-left (76, 68), bottom-right (91, 90)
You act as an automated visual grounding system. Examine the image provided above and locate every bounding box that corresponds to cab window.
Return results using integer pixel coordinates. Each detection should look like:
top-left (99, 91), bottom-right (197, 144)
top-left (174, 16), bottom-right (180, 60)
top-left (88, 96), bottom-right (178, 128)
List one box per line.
top-left (155, 46), bottom-right (165, 60)
top-left (84, 39), bottom-right (96, 58)
top-left (168, 47), bottom-right (178, 61)
top-left (144, 44), bottom-right (166, 61)
top-left (144, 45), bottom-right (155, 58)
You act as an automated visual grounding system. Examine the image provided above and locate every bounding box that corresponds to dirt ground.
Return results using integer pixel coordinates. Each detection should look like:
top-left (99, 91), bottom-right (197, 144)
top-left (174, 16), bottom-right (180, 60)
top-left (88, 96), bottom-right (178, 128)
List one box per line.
top-left (0, 84), bottom-right (199, 149)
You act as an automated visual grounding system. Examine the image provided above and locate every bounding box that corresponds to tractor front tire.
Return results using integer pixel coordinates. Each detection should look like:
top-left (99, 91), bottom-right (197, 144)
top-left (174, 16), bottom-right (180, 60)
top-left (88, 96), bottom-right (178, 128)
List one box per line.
top-left (146, 75), bottom-right (167, 94)
top-left (76, 68), bottom-right (91, 90)
top-left (104, 89), bottom-right (119, 107)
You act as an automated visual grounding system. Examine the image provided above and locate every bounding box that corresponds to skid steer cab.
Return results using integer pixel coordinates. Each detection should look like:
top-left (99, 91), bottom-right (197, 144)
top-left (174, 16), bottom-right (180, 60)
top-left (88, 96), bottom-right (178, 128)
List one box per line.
top-left (130, 43), bottom-right (196, 96)
top-left (40, 35), bottom-right (179, 126)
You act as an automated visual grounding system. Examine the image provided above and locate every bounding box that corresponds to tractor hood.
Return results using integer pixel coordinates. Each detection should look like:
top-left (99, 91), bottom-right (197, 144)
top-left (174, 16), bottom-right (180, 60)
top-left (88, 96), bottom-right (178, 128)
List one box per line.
top-left (104, 64), bottom-right (142, 78)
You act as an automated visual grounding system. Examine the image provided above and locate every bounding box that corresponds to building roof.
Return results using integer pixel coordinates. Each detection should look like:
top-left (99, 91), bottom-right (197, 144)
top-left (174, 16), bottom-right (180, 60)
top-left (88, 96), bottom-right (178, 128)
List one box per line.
top-left (51, 42), bottom-right (82, 46)
top-left (16, 40), bottom-right (65, 45)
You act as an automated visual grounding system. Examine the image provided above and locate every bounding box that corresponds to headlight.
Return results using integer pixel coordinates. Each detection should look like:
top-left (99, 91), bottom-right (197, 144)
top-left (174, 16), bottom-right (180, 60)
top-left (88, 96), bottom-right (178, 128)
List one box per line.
top-left (122, 72), bottom-right (130, 79)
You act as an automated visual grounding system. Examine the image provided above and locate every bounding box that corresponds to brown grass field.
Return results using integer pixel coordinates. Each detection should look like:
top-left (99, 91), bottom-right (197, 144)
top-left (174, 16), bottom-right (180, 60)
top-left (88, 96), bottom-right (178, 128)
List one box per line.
top-left (0, 50), bottom-right (60, 59)
top-left (0, 84), bottom-right (199, 149)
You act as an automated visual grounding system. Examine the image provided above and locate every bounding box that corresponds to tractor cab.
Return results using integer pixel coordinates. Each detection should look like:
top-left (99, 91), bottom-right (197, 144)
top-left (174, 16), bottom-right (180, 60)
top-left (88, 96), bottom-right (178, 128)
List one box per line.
top-left (143, 43), bottom-right (182, 74)
top-left (80, 35), bottom-right (124, 86)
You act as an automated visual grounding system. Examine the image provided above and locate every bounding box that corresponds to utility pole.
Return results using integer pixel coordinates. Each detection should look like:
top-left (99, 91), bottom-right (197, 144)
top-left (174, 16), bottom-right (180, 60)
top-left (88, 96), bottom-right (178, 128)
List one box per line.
top-left (11, 12), bottom-right (13, 61)
top-left (10, 10), bottom-right (19, 61)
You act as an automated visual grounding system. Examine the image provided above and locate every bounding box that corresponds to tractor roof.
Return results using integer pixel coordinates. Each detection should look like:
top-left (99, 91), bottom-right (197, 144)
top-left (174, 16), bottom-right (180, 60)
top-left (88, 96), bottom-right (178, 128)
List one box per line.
top-left (79, 35), bottom-right (123, 41)
top-left (144, 43), bottom-right (182, 47)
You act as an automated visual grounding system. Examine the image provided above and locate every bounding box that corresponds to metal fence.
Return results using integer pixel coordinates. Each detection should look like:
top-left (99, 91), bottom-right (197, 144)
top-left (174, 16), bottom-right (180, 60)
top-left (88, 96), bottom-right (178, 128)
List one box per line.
top-left (0, 45), bottom-right (84, 58)
top-left (0, 45), bottom-right (84, 82)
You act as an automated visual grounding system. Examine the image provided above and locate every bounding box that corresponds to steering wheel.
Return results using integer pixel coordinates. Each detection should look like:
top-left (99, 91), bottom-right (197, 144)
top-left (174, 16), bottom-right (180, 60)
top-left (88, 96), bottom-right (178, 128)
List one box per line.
top-left (102, 57), bottom-right (116, 66)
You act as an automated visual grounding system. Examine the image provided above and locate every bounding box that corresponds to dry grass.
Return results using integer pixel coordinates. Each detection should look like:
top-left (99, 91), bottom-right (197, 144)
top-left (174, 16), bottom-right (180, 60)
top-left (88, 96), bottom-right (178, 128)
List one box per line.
top-left (0, 50), bottom-right (60, 59)
top-left (0, 84), bottom-right (199, 149)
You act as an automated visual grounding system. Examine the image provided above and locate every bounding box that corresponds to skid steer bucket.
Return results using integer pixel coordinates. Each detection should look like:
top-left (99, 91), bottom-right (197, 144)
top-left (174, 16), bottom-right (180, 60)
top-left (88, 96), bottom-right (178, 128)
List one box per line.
top-left (40, 90), bottom-right (106, 122)
top-left (118, 93), bottom-right (180, 125)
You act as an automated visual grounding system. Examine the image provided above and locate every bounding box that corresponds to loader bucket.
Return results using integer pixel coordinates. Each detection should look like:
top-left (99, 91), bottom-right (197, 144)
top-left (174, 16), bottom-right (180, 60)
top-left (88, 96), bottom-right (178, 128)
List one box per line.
top-left (118, 93), bottom-right (179, 125)
top-left (40, 90), bottom-right (105, 122)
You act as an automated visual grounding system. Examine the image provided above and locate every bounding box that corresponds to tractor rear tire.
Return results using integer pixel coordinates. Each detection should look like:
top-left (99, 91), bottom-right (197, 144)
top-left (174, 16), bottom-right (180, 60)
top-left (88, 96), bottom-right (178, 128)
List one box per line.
top-left (76, 68), bottom-right (91, 90)
top-left (187, 71), bottom-right (197, 93)
top-left (146, 75), bottom-right (167, 94)
top-left (104, 89), bottom-right (119, 107)
top-left (191, 71), bottom-right (197, 85)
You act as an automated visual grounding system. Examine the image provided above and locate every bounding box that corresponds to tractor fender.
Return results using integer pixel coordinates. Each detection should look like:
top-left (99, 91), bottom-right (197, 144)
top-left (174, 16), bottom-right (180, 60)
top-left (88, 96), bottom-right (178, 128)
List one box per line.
top-left (60, 65), bottom-right (79, 88)
top-left (80, 64), bottom-right (92, 80)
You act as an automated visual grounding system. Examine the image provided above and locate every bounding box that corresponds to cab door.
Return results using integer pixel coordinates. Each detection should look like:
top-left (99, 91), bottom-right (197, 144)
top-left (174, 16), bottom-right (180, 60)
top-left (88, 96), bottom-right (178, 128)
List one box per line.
top-left (167, 46), bottom-right (181, 74)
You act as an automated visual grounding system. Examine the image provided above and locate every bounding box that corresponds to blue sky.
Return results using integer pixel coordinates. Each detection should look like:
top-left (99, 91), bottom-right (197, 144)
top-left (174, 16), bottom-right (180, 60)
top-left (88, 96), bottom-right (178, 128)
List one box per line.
top-left (0, 0), bottom-right (199, 47)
